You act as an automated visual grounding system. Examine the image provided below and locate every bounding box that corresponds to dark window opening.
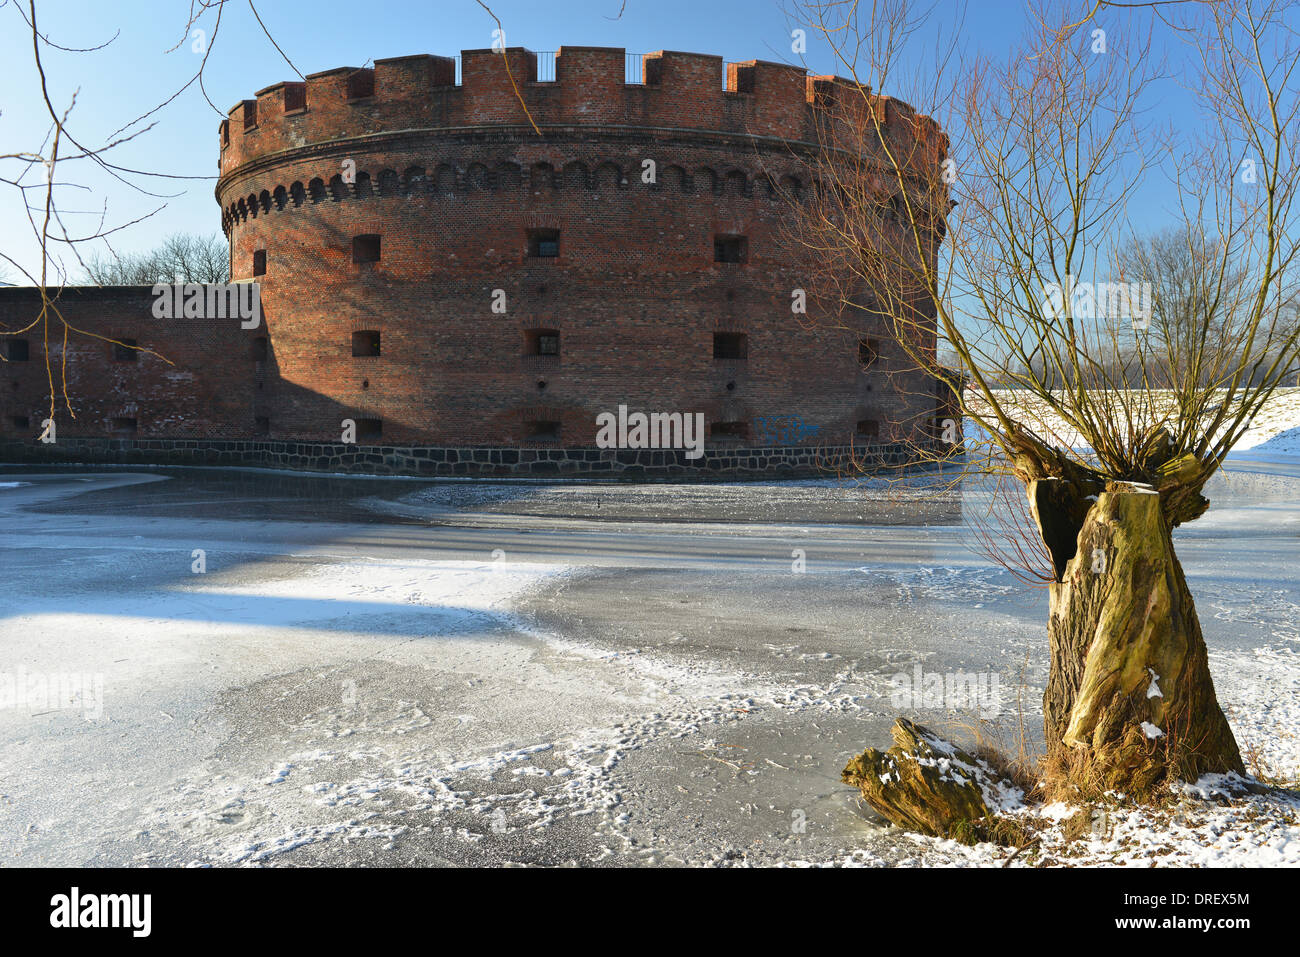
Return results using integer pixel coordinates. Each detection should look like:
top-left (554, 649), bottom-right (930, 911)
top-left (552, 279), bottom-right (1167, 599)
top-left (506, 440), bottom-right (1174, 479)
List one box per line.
top-left (714, 235), bottom-right (747, 264)
top-left (525, 329), bottom-right (560, 357)
top-left (5, 339), bottom-right (29, 362)
top-left (526, 419), bottom-right (561, 443)
top-left (710, 421), bottom-right (749, 440)
top-left (251, 336), bottom-right (268, 361)
top-left (114, 339), bottom-right (138, 362)
top-left (859, 338), bottom-right (880, 370)
top-left (252, 249), bottom-right (267, 276)
top-left (347, 70), bottom-right (375, 100)
top-left (355, 418), bottom-right (382, 442)
top-left (352, 331), bottom-right (381, 357)
top-left (11, 415), bottom-right (29, 430)
top-left (352, 234), bottom-right (381, 264)
top-left (528, 229), bottom-right (560, 258)
top-left (242, 100), bottom-right (257, 130)
top-left (111, 417), bottom-right (137, 436)
top-left (254, 416), bottom-right (270, 436)
top-left (856, 419), bottom-right (880, 440)
top-left (713, 332), bottom-right (747, 360)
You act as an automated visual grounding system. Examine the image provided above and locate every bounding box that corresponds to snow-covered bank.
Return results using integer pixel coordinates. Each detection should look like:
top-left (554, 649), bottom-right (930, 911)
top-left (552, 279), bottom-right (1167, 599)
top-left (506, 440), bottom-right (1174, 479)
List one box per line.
top-left (964, 387), bottom-right (1300, 460)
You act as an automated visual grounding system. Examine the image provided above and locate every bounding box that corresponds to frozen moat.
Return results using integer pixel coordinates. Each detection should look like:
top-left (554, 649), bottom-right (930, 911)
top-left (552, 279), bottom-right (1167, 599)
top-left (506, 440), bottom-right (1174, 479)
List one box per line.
top-left (0, 464), bottom-right (1297, 866)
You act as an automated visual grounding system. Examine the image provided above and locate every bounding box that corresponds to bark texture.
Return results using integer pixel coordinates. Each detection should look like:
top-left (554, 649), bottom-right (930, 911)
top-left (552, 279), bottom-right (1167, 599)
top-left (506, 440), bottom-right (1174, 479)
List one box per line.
top-left (1037, 481), bottom-right (1244, 796)
top-left (842, 718), bottom-right (1023, 842)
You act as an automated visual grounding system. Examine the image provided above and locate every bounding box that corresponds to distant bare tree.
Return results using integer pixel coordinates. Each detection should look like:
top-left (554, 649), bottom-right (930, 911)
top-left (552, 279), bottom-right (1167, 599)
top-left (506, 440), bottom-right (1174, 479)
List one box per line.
top-left (84, 232), bottom-right (230, 285)
top-left (1116, 226), bottom-right (1298, 388)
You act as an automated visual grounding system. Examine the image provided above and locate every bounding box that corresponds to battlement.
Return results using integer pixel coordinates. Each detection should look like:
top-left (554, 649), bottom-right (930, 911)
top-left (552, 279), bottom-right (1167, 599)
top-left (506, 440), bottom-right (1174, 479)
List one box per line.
top-left (218, 46), bottom-right (942, 177)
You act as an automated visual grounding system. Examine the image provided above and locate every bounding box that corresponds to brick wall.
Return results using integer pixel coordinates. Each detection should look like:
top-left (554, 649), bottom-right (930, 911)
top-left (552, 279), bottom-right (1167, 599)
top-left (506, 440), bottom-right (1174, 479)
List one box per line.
top-left (0, 286), bottom-right (256, 440)
top-left (0, 46), bottom-right (954, 475)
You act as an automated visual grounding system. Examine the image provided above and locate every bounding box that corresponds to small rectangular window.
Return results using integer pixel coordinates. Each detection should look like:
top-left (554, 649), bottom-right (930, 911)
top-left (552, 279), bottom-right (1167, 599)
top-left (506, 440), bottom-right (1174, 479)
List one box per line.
top-left (254, 416), bottom-right (270, 436)
top-left (859, 338), bottom-right (879, 370)
top-left (111, 417), bottom-right (138, 436)
top-left (352, 331), bottom-right (381, 357)
top-left (526, 420), bottom-right (561, 443)
top-left (528, 229), bottom-right (560, 258)
top-left (253, 249), bottom-right (267, 276)
top-left (5, 339), bottom-right (29, 362)
top-left (524, 329), bottom-right (560, 357)
top-left (352, 234), bottom-right (381, 264)
top-left (252, 336), bottom-right (269, 361)
top-left (714, 235), bottom-right (747, 264)
top-left (710, 421), bottom-right (748, 440)
top-left (713, 332), bottom-right (747, 360)
top-left (114, 338), bottom-right (138, 362)
top-left (355, 418), bottom-right (383, 442)
top-left (242, 99), bottom-right (257, 130)
top-left (11, 415), bottom-right (29, 431)
top-left (856, 419), bottom-right (880, 439)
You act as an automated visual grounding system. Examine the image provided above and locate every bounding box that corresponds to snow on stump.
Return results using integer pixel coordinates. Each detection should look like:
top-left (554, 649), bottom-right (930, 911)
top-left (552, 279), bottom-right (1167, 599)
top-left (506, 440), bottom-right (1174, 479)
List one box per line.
top-left (842, 718), bottom-right (1024, 844)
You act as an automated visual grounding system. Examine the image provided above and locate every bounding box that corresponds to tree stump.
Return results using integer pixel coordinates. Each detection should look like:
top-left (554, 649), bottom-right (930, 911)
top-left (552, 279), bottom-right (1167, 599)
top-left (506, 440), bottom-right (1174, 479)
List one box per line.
top-left (842, 718), bottom-right (1024, 843)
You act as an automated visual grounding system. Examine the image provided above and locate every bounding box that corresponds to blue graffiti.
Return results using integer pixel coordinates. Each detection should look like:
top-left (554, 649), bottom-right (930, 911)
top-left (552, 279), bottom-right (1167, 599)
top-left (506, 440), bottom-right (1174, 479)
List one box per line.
top-left (752, 415), bottom-right (821, 445)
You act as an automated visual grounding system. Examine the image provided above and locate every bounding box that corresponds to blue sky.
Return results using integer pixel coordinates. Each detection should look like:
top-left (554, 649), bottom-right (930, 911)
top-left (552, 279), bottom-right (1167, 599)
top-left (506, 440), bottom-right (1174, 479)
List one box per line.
top-left (0, 0), bottom-right (1198, 282)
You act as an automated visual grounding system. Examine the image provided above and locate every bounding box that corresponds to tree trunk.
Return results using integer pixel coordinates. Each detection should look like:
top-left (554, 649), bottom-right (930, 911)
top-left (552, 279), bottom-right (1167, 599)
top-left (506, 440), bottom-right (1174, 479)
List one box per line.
top-left (1032, 480), bottom-right (1245, 797)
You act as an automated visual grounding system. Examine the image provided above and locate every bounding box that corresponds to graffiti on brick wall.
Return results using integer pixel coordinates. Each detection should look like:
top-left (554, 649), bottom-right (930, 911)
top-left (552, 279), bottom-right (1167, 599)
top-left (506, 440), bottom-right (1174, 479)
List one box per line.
top-left (752, 415), bottom-right (820, 445)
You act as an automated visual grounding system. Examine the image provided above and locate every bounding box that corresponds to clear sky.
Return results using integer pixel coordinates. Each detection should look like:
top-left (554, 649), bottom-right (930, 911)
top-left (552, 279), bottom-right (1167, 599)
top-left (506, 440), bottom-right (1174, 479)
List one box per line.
top-left (0, 0), bottom-right (1205, 283)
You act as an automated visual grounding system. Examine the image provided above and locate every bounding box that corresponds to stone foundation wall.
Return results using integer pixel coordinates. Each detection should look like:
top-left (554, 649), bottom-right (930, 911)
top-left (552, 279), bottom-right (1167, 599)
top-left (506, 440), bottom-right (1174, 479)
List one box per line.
top-left (0, 437), bottom-right (933, 479)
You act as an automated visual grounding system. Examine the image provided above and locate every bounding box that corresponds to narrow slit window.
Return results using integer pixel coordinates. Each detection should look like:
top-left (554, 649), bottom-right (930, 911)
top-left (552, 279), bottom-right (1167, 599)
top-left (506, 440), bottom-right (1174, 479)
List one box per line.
top-left (252, 249), bottom-right (267, 276)
top-left (859, 338), bottom-right (879, 370)
top-left (526, 420), bottom-right (561, 443)
top-left (710, 421), bottom-right (749, 440)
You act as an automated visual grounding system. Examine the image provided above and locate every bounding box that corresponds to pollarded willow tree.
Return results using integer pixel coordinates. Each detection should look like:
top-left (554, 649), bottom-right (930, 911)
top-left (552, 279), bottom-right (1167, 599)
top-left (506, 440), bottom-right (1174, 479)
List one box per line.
top-left (791, 0), bottom-right (1300, 798)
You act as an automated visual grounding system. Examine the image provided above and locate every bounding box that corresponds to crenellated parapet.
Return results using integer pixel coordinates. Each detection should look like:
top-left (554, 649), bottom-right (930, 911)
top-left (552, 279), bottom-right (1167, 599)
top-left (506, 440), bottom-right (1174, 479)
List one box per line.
top-left (218, 46), bottom-right (945, 180)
